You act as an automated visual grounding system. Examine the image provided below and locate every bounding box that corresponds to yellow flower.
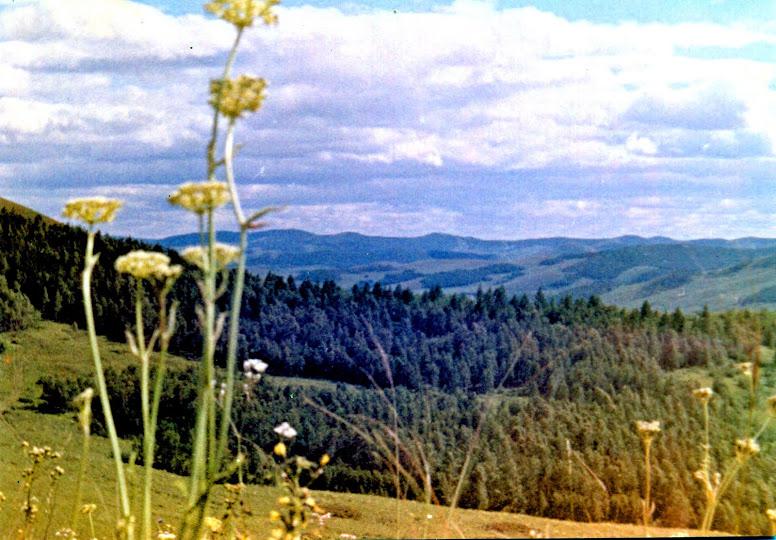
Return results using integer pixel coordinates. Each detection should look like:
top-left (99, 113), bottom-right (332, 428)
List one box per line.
top-left (269, 528), bottom-right (284, 540)
top-left (210, 75), bottom-right (267, 120)
top-left (276, 496), bottom-right (290, 505)
top-left (319, 453), bottom-right (330, 466)
top-left (203, 516), bottom-right (223, 532)
top-left (734, 437), bottom-right (760, 462)
top-left (274, 442), bottom-right (287, 458)
top-left (692, 387), bottom-right (713, 402)
top-left (767, 508), bottom-right (776, 522)
top-left (736, 362), bottom-right (753, 377)
top-left (168, 181), bottom-right (230, 214)
top-left (269, 510), bottom-right (281, 521)
top-left (80, 503), bottom-right (97, 514)
top-left (0, 491), bottom-right (5, 502)
top-left (115, 250), bottom-right (183, 283)
top-left (157, 532), bottom-right (177, 540)
top-left (635, 420), bottom-right (661, 438)
top-left (181, 243), bottom-right (240, 271)
top-left (205, 0), bottom-right (279, 28)
top-left (63, 197), bottom-right (122, 225)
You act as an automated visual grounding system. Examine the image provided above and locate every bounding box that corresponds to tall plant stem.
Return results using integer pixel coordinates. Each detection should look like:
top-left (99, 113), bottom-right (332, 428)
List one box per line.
top-left (215, 116), bottom-right (250, 475)
top-left (82, 230), bottom-right (133, 538)
top-left (643, 439), bottom-right (652, 527)
top-left (702, 460), bottom-right (742, 531)
top-left (135, 282), bottom-right (154, 540)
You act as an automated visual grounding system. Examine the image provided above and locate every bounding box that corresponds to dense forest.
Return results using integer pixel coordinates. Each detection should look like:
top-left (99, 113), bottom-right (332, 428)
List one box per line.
top-left (4, 207), bottom-right (776, 533)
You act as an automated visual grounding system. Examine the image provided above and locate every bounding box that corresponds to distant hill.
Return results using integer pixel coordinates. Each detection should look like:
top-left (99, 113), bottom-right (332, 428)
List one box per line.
top-left (0, 196), bottom-right (57, 225)
top-left (155, 229), bottom-right (776, 312)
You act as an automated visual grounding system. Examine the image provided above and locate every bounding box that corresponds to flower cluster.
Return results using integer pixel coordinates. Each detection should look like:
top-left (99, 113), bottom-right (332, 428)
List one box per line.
top-left (692, 387), bottom-right (713, 402)
top-left (274, 421), bottom-right (297, 439)
top-left (181, 243), bottom-right (240, 271)
top-left (169, 181), bottom-right (230, 214)
top-left (205, 0), bottom-right (279, 28)
top-left (63, 197), bottom-right (122, 225)
top-left (635, 420), bottom-right (661, 441)
top-left (115, 250), bottom-right (183, 283)
top-left (210, 75), bottom-right (267, 120)
top-left (736, 362), bottom-right (753, 377)
top-left (734, 437), bottom-right (760, 462)
top-left (243, 358), bottom-right (268, 381)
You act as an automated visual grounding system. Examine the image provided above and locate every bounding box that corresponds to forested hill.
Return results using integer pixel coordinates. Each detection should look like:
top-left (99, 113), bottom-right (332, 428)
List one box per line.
top-left (156, 229), bottom-right (776, 312)
top-left (2, 205), bottom-right (775, 394)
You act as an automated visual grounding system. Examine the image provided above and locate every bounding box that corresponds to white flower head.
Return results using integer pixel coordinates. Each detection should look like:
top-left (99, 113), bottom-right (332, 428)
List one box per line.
top-left (181, 243), bottom-right (240, 271)
top-left (243, 358), bottom-right (268, 374)
top-left (274, 421), bottom-right (297, 439)
top-left (63, 196), bottom-right (122, 225)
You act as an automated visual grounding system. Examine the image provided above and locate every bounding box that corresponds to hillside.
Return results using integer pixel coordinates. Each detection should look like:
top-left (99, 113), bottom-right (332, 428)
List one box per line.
top-left (0, 196), bottom-right (58, 225)
top-left (0, 321), bottom-right (734, 538)
top-left (156, 229), bottom-right (776, 312)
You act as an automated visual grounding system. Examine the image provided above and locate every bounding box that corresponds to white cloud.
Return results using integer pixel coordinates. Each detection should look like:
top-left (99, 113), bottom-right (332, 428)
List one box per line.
top-left (2, 0), bottom-right (776, 238)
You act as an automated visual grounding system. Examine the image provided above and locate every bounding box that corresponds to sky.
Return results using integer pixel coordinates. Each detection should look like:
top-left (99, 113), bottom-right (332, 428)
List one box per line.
top-left (1, 0), bottom-right (776, 240)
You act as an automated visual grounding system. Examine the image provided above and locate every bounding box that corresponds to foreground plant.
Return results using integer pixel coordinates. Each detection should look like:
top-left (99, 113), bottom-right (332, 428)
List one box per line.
top-left (635, 419), bottom-right (660, 527)
top-left (63, 196), bottom-right (134, 538)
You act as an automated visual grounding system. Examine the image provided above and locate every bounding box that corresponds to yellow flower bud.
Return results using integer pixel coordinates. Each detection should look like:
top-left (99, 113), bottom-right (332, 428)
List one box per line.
top-left (205, 0), bottom-right (279, 28)
top-left (276, 496), bottom-right (291, 505)
top-left (320, 453), bottom-right (330, 466)
top-left (210, 75), bottom-right (267, 120)
top-left (269, 510), bottom-right (281, 521)
top-left (169, 181), bottom-right (230, 214)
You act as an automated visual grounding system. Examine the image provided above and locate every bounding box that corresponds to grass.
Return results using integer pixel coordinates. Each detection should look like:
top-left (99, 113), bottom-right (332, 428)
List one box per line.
top-left (0, 196), bottom-right (58, 225)
top-left (0, 320), bottom-right (737, 537)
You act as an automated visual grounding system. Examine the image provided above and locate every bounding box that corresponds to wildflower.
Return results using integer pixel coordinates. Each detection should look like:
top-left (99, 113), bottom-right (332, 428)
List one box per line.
top-left (319, 453), bottom-right (330, 466)
top-left (736, 362), bottom-right (753, 376)
top-left (277, 496), bottom-right (291, 505)
top-left (635, 420), bottom-right (661, 441)
top-left (0, 491), bottom-right (5, 502)
top-left (80, 503), bottom-right (97, 514)
top-left (181, 243), bottom-right (240, 271)
top-left (269, 510), bottom-right (281, 521)
top-left (204, 516), bottom-right (223, 532)
top-left (205, 0), bottom-right (279, 28)
top-left (274, 422), bottom-right (298, 439)
top-left (115, 250), bottom-right (183, 283)
top-left (243, 358), bottom-right (268, 381)
top-left (692, 387), bottom-right (713, 402)
top-left (54, 529), bottom-right (78, 539)
top-left (168, 181), bottom-right (230, 214)
top-left (157, 532), bottom-right (177, 540)
top-left (63, 197), bottom-right (122, 225)
top-left (767, 508), bottom-right (776, 523)
top-left (274, 442), bottom-right (287, 458)
top-left (269, 528), bottom-right (284, 539)
top-left (767, 395), bottom-right (776, 417)
top-left (734, 437), bottom-right (760, 462)
top-left (210, 75), bottom-right (267, 120)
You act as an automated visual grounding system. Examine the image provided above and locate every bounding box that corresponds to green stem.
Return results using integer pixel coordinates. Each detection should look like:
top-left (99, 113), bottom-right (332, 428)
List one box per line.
top-left (136, 281), bottom-right (153, 540)
top-left (70, 424), bottom-right (91, 530)
top-left (702, 460), bottom-right (743, 531)
top-left (643, 439), bottom-right (652, 527)
top-left (82, 230), bottom-right (133, 538)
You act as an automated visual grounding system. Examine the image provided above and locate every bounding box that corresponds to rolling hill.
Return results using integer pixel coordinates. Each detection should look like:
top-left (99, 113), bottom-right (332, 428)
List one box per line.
top-left (156, 229), bottom-right (776, 312)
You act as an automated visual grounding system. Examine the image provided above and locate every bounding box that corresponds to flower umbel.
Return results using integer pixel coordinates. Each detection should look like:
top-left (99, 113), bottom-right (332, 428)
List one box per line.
top-left (692, 387), bottom-right (713, 402)
top-left (181, 243), bottom-right (240, 271)
top-left (168, 181), bottom-right (230, 214)
top-left (210, 75), bottom-right (267, 120)
top-left (63, 197), bottom-right (122, 225)
top-left (734, 437), bottom-right (760, 462)
top-left (274, 422), bottom-right (298, 439)
top-left (636, 420), bottom-right (661, 440)
top-left (205, 0), bottom-right (279, 28)
top-left (115, 250), bottom-right (183, 283)
top-left (736, 362), bottom-right (753, 377)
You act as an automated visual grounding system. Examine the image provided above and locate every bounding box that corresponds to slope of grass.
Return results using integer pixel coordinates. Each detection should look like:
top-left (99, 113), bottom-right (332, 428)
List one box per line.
top-left (0, 196), bottom-right (58, 225)
top-left (0, 321), bottom-right (736, 538)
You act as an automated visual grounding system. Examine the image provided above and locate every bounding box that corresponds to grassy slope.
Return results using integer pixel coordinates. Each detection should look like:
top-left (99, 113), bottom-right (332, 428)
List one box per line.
top-left (0, 196), bottom-right (58, 225)
top-left (0, 321), bottom-right (727, 538)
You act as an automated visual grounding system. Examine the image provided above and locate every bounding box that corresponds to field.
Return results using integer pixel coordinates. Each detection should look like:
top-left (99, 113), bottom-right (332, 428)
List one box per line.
top-left (0, 321), bottom-right (728, 538)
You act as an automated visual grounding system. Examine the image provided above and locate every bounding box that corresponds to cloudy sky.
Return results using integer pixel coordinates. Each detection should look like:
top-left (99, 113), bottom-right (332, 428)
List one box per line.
top-left (2, 0), bottom-right (776, 240)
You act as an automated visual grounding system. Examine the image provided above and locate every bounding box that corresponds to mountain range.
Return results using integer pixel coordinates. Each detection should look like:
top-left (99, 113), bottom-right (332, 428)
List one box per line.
top-left (155, 228), bottom-right (776, 312)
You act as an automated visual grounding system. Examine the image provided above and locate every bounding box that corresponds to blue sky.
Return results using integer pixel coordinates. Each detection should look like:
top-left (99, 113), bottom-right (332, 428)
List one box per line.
top-left (1, 0), bottom-right (776, 240)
